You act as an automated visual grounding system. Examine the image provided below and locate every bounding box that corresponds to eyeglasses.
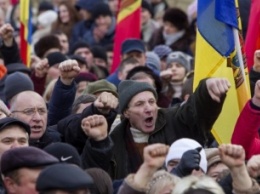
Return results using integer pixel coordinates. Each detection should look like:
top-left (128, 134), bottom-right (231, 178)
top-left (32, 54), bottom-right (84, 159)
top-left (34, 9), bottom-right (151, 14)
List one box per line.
top-left (11, 108), bottom-right (47, 116)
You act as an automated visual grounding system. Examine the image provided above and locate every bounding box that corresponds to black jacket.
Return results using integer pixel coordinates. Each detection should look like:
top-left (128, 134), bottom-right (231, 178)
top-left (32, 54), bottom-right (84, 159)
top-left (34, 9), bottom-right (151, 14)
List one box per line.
top-left (109, 79), bottom-right (226, 179)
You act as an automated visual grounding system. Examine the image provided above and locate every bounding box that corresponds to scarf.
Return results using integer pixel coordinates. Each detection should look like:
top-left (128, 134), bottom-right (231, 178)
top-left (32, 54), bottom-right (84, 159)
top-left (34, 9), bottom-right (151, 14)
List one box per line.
top-left (163, 30), bottom-right (185, 46)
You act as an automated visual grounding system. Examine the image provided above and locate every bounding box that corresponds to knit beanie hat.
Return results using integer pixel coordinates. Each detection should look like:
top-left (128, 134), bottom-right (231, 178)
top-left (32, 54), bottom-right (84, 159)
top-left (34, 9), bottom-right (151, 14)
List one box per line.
top-left (4, 72), bottom-right (34, 102)
top-left (46, 52), bottom-right (68, 67)
top-left (145, 51), bottom-right (160, 72)
top-left (44, 142), bottom-right (82, 167)
top-left (118, 80), bottom-right (157, 113)
top-left (166, 51), bottom-right (191, 72)
top-left (92, 2), bottom-right (112, 21)
top-left (153, 45), bottom-right (172, 59)
top-left (142, 0), bottom-right (154, 17)
top-left (165, 138), bottom-right (207, 173)
top-left (91, 46), bottom-right (108, 63)
top-left (74, 72), bottom-right (98, 84)
top-left (70, 41), bottom-right (90, 55)
top-left (83, 79), bottom-right (118, 97)
top-left (163, 8), bottom-right (189, 31)
top-left (205, 148), bottom-right (221, 169)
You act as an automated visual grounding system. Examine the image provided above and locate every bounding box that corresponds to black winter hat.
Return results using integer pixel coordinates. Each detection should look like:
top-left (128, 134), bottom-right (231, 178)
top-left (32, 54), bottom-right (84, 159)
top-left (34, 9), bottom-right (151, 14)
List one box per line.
top-left (36, 163), bottom-right (94, 192)
top-left (1, 147), bottom-right (59, 175)
top-left (70, 41), bottom-right (90, 55)
top-left (44, 142), bottom-right (82, 167)
top-left (118, 80), bottom-right (157, 113)
top-left (38, 1), bottom-right (54, 13)
top-left (163, 8), bottom-right (189, 30)
top-left (4, 72), bottom-right (34, 102)
top-left (46, 52), bottom-right (67, 67)
top-left (0, 117), bottom-right (30, 135)
top-left (142, 0), bottom-right (154, 17)
top-left (6, 63), bottom-right (31, 75)
top-left (91, 46), bottom-right (107, 63)
top-left (92, 2), bottom-right (112, 21)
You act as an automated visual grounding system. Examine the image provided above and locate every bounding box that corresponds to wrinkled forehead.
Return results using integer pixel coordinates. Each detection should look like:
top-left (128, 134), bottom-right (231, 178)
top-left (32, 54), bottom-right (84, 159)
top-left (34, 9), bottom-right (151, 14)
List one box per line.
top-left (129, 91), bottom-right (156, 104)
top-left (14, 93), bottom-right (46, 109)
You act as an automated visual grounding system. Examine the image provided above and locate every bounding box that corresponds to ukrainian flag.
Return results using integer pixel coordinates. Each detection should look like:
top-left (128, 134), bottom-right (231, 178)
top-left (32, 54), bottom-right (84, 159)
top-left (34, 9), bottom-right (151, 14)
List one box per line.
top-left (20, 0), bottom-right (32, 67)
top-left (194, 0), bottom-right (251, 143)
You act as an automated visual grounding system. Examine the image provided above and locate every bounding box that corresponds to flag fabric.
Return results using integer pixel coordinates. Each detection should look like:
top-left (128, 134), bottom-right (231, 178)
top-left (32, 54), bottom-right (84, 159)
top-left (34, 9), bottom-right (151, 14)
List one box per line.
top-left (110, 0), bottom-right (141, 73)
top-left (20, 0), bottom-right (32, 67)
top-left (194, 0), bottom-right (251, 143)
top-left (245, 0), bottom-right (260, 71)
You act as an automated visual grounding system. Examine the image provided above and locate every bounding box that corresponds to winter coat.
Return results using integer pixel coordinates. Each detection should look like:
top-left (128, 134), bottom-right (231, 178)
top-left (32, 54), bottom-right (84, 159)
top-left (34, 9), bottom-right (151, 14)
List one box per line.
top-left (109, 79), bottom-right (226, 179)
top-left (231, 100), bottom-right (260, 160)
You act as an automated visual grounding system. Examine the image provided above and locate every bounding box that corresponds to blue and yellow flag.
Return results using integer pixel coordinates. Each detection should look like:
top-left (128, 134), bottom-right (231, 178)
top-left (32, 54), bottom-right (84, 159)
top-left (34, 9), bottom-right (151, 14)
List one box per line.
top-left (194, 0), bottom-right (251, 143)
top-left (20, 0), bottom-right (32, 67)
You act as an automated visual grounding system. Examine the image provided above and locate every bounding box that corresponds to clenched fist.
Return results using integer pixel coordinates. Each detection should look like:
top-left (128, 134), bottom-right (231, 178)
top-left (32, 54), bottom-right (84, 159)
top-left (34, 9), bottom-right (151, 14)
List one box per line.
top-left (94, 92), bottom-right (118, 114)
top-left (206, 78), bottom-right (231, 102)
top-left (0, 23), bottom-right (14, 46)
top-left (59, 59), bottom-right (80, 85)
top-left (81, 115), bottom-right (108, 141)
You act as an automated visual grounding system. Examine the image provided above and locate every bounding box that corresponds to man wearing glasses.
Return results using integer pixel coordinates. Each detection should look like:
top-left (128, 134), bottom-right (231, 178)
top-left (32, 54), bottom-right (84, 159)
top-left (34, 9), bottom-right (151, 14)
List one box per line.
top-left (9, 59), bottom-right (80, 148)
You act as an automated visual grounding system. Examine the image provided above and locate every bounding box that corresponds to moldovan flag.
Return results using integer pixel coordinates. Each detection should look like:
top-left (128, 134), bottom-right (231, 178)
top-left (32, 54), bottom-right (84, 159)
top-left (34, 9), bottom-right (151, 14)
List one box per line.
top-left (245, 0), bottom-right (260, 70)
top-left (20, 0), bottom-right (32, 67)
top-left (194, 0), bottom-right (251, 143)
top-left (110, 0), bottom-right (141, 73)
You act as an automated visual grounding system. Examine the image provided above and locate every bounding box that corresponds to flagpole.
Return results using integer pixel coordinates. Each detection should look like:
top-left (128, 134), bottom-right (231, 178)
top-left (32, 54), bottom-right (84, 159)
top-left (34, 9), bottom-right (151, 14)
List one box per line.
top-left (233, 28), bottom-right (246, 79)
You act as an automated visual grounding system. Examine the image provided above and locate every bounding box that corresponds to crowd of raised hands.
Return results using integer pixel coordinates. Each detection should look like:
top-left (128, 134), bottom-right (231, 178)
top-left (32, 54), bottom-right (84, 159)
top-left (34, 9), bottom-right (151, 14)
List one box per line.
top-left (114, 142), bottom-right (260, 194)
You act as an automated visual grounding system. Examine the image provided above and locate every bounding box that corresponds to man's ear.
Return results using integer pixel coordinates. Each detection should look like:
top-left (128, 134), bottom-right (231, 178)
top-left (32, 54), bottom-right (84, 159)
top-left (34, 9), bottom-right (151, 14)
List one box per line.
top-left (3, 177), bottom-right (17, 194)
top-left (123, 109), bottom-right (129, 119)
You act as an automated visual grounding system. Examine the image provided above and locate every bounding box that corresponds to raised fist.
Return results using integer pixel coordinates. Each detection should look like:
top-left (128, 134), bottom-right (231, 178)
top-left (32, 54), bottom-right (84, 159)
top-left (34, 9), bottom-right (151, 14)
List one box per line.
top-left (206, 78), bottom-right (231, 102)
top-left (219, 144), bottom-right (245, 169)
top-left (81, 115), bottom-right (108, 141)
top-left (59, 59), bottom-right (80, 85)
top-left (94, 92), bottom-right (118, 114)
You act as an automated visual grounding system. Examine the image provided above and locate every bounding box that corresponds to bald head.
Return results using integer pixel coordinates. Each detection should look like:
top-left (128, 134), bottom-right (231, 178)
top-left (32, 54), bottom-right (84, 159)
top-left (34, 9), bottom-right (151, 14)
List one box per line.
top-left (10, 91), bottom-right (47, 140)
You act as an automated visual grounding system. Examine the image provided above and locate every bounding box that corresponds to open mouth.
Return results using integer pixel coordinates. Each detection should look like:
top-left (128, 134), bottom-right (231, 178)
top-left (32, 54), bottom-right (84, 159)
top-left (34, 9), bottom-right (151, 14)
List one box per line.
top-left (145, 117), bottom-right (154, 127)
top-left (31, 126), bottom-right (42, 132)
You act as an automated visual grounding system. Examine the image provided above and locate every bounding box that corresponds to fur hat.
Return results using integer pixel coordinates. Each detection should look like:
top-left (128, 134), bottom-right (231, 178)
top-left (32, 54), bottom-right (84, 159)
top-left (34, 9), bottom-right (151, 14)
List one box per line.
top-left (165, 138), bottom-right (207, 173)
top-left (34, 35), bottom-right (61, 58)
top-left (4, 72), bottom-right (34, 102)
top-left (163, 8), bottom-right (189, 30)
top-left (118, 80), bottom-right (157, 113)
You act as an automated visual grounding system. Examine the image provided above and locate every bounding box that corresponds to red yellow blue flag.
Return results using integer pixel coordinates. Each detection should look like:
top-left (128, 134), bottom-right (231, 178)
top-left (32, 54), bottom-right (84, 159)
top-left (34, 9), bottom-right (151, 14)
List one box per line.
top-left (20, 0), bottom-right (32, 67)
top-left (194, 0), bottom-right (251, 143)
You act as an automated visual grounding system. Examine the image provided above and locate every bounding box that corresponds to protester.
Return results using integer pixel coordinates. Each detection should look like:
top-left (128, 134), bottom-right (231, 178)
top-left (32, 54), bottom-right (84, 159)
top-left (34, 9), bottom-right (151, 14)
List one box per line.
top-left (1, 146), bottom-right (59, 194)
top-left (81, 77), bottom-right (230, 179)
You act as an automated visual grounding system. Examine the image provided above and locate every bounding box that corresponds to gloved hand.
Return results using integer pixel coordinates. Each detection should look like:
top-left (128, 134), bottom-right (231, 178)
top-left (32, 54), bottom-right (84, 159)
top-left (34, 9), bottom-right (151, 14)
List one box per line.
top-left (171, 147), bottom-right (201, 177)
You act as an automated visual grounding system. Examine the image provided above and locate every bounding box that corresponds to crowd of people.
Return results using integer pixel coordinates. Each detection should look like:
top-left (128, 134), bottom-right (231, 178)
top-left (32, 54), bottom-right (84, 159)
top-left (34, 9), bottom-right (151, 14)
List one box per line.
top-left (0, 0), bottom-right (258, 193)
